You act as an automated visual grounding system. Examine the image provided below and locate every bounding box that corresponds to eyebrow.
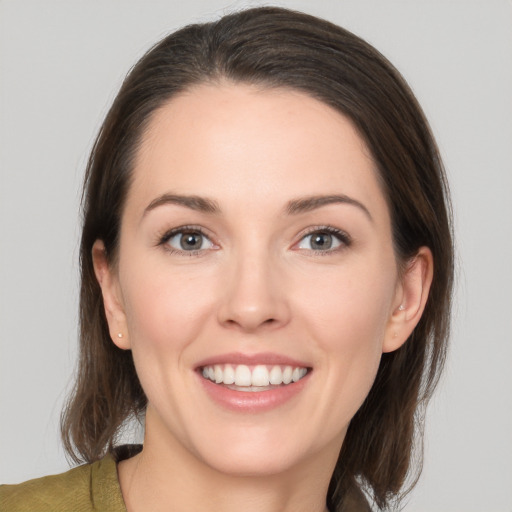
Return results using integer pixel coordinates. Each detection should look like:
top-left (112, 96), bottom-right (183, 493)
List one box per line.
top-left (286, 194), bottom-right (373, 221)
top-left (143, 193), bottom-right (221, 216)
top-left (143, 192), bottom-right (372, 221)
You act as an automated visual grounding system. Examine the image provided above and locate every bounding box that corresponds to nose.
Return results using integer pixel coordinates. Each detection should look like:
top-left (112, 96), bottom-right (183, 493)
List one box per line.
top-left (217, 249), bottom-right (291, 332)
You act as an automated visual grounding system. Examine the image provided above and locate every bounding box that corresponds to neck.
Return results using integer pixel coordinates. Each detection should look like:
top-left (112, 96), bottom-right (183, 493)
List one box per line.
top-left (118, 409), bottom-right (338, 512)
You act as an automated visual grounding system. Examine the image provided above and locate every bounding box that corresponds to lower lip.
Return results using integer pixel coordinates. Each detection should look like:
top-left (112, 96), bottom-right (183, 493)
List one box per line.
top-left (197, 372), bottom-right (311, 413)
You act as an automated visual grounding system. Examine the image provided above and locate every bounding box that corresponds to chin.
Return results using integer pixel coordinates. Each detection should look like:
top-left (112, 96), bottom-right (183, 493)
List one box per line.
top-left (184, 418), bottom-right (342, 480)
top-left (199, 446), bottom-right (305, 478)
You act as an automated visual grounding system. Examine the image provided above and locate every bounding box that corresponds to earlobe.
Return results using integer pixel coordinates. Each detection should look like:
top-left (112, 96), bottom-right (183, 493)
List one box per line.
top-left (383, 247), bottom-right (433, 353)
top-left (92, 240), bottom-right (131, 350)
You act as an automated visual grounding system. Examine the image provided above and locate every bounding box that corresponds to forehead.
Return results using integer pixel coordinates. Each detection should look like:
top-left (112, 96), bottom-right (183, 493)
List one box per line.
top-left (127, 82), bottom-right (388, 221)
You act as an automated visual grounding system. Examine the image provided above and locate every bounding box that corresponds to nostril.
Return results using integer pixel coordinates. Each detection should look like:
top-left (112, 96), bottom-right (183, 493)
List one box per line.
top-left (222, 315), bottom-right (280, 332)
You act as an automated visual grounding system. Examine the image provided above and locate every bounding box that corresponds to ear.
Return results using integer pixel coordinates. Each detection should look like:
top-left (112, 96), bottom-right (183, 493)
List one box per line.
top-left (383, 246), bottom-right (434, 353)
top-left (92, 240), bottom-right (131, 350)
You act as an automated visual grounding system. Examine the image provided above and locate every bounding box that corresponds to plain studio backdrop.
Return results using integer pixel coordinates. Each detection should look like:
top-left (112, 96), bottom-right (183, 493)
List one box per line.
top-left (1, 1), bottom-right (511, 510)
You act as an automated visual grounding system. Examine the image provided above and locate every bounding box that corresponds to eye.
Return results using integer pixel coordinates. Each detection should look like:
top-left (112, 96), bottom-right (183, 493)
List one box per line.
top-left (163, 228), bottom-right (215, 253)
top-left (296, 228), bottom-right (350, 252)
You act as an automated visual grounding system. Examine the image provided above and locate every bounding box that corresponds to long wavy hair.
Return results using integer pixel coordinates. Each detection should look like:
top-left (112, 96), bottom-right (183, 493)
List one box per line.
top-left (61, 7), bottom-right (453, 511)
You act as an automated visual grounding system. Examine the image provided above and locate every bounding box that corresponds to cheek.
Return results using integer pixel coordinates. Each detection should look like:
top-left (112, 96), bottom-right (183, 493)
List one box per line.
top-left (297, 260), bottom-right (395, 347)
top-left (310, 288), bottom-right (386, 392)
top-left (294, 261), bottom-right (396, 414)
top-left (118, 262), bottom-right (221, 420)
top-left (119, 260), bottom-right (218, 357)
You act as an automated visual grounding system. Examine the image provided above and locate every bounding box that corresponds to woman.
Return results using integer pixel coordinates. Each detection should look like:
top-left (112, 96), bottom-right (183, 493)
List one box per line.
top-left (0, 6), bottom-right (453, 512)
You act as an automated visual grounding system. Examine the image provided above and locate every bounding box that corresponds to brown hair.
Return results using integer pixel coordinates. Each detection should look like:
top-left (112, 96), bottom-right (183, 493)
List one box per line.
top-left (61, 7), bottom-right (453, 511)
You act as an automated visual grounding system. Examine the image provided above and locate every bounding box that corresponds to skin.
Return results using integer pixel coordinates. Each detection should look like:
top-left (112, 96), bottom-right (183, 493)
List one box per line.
top-left (93, 83), bottom-right (433, 512)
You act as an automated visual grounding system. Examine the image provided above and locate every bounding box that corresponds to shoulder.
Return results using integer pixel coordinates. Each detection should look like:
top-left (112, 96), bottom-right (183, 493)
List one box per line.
top-left (0, 463), bottom-right (93, 512)
top-left (0, 453), bottom-right (126, 512)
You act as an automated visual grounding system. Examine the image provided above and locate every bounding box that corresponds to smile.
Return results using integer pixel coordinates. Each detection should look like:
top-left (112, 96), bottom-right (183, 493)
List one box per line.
top-left (201, 364), bottom-right (309, 391)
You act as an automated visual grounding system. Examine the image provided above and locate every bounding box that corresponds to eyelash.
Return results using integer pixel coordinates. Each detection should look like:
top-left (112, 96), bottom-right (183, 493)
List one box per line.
top-left (157, 225), bottom-right (214, 256)
top-left (296, 226), bottom-right (352, 255)
top-left (156, 225), bottom-right (352, 256)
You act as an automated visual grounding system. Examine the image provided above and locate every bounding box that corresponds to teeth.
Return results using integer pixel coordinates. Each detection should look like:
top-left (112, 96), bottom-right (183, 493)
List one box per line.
top-left (283, 366), bottom-right (293, 384)
top-left (201, 363), bottom-right (308, 388)
top-left (223, 364), bottom-right (235, 385)
top-left (269, 365), bottom-right (282, 385)
top-left (214, 365), bottom-right (223, 384)
top-left (251, 365), bottom-right (270, 386)
top-left (234, 365), bottom-right (252, 386)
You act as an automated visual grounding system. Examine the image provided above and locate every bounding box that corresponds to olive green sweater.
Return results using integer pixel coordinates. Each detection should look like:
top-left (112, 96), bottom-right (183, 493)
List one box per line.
top-left (0, 453), bottom-right (126, 512)
top-left (1, 446), bottom-right (371, 511)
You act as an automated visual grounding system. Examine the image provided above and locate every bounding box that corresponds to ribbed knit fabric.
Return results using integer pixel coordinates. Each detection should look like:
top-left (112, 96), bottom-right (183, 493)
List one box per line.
top-left (0, 452), bottom-right (126, 512)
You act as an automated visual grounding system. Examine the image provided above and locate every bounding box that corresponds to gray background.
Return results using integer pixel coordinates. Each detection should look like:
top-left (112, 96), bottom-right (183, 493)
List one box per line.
top-left (1, 1), bottom-right (511, 510)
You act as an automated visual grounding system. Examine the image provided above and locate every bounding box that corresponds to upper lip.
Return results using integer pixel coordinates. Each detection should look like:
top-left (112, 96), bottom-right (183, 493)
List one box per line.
top-left (195, 352), bottom-right (311, 369)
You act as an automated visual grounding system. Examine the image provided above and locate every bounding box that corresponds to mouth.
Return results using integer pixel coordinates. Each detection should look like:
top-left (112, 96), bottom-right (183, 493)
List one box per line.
top-left (200, 364), bottom-right (310, 392)
top-left (195, 353), bottom-right (312, 411)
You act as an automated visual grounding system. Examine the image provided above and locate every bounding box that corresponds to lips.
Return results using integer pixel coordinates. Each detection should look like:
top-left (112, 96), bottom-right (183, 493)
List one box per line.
top-left (195, 353), bottom-right (312, 412)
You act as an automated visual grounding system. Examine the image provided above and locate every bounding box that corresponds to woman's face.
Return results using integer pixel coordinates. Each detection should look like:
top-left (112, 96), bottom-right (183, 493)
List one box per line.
top-left (97, 83), bottom-right (413, 477)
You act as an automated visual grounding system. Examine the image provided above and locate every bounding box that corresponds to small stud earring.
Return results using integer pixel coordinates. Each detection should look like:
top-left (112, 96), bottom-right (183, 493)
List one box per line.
top-left (117, 333), bottom-right (123, 338)
top-left (398, 304), bottom-right (405, 311)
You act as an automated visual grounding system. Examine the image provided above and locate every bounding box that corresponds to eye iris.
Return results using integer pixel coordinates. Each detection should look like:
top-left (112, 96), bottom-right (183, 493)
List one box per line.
top-left (180, 232), bottom-right (203, 250)
top-left (311, 232), bottom-right (332, 250)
